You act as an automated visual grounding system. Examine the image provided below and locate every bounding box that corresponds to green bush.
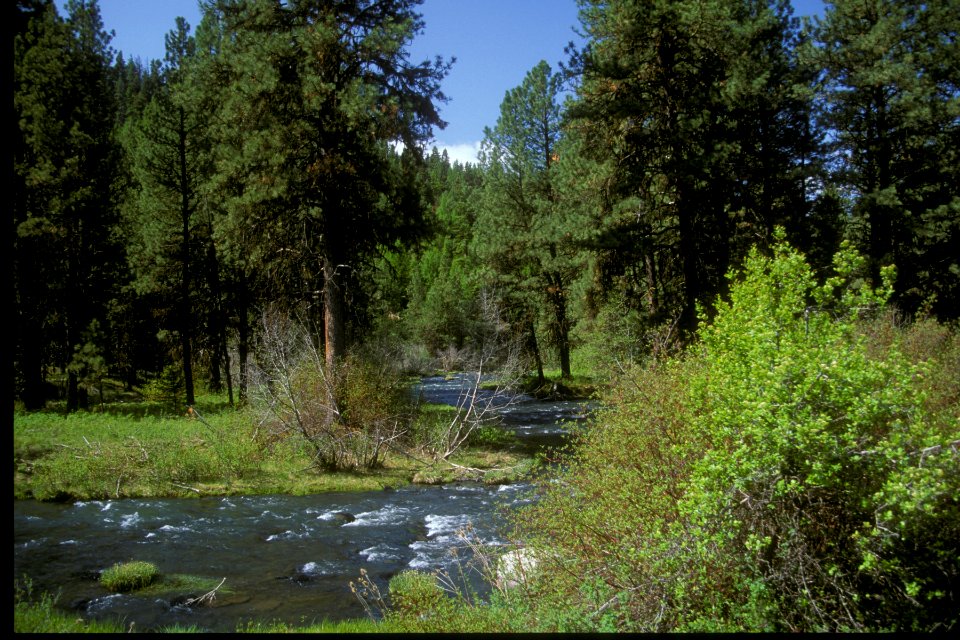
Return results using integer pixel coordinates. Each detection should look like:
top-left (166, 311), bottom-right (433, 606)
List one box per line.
top-left (501, 230), bottom-right (958, 632)
top-left (676, 233), bottom-right (958, 631)
top-left (388, 571), bottom-right (450, 617)
top-left (100, 561), bottom-right (160, 592)
top-left (504, 359), bottom-right (702, 632)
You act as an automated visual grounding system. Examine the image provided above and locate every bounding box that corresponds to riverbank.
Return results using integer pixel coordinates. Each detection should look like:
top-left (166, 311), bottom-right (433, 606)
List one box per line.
top-left (13, 398), bottom-right (540, 502)
top-left (14, 374), bottom-right (589, 633)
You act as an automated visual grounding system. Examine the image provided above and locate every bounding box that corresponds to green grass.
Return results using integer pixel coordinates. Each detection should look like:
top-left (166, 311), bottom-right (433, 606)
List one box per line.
top-left (136, 573), bottom-right (234, 598)
top-left (236, 618), bottom-right (396, 633)
top-left (14, 579), bottom-right (127, 633)
top-left (100, 560), bottom-right (160, 592)
top-left (14, 392), bottom-right (536, 502)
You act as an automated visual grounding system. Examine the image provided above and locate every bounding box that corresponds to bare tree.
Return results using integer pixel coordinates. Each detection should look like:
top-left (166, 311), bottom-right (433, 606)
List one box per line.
top-left (427, 290), bottom-right (528, 461)
top-left (249, 305), bottom-right (411, 471)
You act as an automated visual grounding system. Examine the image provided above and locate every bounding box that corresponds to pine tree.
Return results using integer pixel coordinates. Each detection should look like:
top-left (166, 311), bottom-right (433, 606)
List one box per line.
top-left (122, 17), bottom-right (212, 407)
top-left (567, 0), bottom-right (815, 339)
top-left (475, 60), bottom-right (580, 379)
top-left (206, 0), bottom-right (451, 369)
top-left (814, 0), bottom-right (960, 318)
top-left (14, 0), bottom-right (125, 410)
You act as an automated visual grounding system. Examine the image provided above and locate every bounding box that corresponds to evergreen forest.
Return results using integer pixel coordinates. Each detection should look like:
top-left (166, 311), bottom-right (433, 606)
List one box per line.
top-left (13, 0), bottom-right (959, 633)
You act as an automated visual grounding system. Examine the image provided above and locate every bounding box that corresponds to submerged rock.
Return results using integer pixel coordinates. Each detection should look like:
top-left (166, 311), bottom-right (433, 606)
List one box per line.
top-left (332, 511), bottom-right (356, 524)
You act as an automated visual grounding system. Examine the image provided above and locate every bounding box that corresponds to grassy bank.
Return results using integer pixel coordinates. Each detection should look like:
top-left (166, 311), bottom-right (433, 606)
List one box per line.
top-left (13, 395), bottom-right (537, 502)
top-left (13, 378), bottom-right (551, 633)
top-left (14, 577), bottom-right (394, 633)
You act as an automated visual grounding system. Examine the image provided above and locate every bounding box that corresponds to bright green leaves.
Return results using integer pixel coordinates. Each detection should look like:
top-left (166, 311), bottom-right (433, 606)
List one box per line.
top-left (510, 231), bottom-right (957, 631)
top-left (679, 231), bottom-right (956, 630)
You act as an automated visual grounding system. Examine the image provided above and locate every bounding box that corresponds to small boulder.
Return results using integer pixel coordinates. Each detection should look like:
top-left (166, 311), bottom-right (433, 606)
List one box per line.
top-left (495, 547), bottom-right (539, 590)
top-left (332, 511), bottom-right (356, 524)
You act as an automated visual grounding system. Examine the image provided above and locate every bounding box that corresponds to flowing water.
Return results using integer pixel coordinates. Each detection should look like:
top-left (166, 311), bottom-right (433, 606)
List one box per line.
top-left (13, 375), bottom-right (594, 632)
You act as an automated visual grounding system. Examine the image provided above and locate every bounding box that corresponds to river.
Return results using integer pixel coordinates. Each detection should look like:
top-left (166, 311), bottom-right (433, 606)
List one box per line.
top-left (13, 375), bottom-right (593, 632)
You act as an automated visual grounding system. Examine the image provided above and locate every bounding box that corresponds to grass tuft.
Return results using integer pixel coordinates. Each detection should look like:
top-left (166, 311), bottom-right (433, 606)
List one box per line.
top-left (100, 560), bottom-right (160, 592)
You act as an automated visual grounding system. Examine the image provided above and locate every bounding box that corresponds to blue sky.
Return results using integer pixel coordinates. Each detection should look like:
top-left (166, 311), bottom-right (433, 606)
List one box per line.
top-left (57, 0), bottom-right (826, 165)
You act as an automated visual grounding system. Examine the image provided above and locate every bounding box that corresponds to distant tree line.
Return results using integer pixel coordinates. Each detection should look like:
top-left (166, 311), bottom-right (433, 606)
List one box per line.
top-left (14, 0), bottom-right (958, 411)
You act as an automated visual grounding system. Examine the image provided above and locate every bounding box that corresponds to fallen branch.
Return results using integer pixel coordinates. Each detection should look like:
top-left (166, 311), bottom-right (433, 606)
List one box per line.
top-left (171, 482), bottom-right (201, 494)
top-left (184, 577), bottom-right (226, 607)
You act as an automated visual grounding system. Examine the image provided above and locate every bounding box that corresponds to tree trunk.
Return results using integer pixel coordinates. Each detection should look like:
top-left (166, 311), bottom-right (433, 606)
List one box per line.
top-left (19, 318), bottom-right (47, 410)
top-left (677, 200), bottom-right (700, 341)
top-left (236, 276), bottom-right (250, 404)
top-left (548, 273), bottom-right (571, 379)
top-left (66, 369), bottom-right (79, 412)
top-left (178, 107), bottom-right (195, 407)
top-left (528, 319), bottom-right (545, 387)
top-left (323, 254), bottom-right (346, 370)
top-left (206, 228), bottom-right (231, 403)
top-left (644, 251), bottom-right (659, 320)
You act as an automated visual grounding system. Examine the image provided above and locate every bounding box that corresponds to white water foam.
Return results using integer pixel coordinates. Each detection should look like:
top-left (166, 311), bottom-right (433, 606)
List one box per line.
top-left (342, 505), bottom-right (411, 527)
top-left (74, 500), bottom-right (111, 511)
top-left (18, 538), bottom-right (47, 549)
top-left (407, 514), bottom-right (475, 570)
top-left (300, 560), bottom-right (340, 576)
top-left (266, 529), bottom-right (307, 542)
top-left (158, 524), bottom-right (193, 533)
top-left (424, 513), bottom-right (470, 538)
top-left (313, 509), bottom-right (347, 521)
top-left (260, 510), bottom-right (293, 520)
top-left (84, 593), bottom-right (127, 613)
top-left (120, 512), bottom-right (141, 528)
top-left (359, 544), bottom-right (403, 563)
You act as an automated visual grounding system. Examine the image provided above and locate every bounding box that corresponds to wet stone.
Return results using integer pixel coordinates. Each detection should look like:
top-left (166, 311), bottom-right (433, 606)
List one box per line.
top-left (332, 511), bottom-right (356, 524)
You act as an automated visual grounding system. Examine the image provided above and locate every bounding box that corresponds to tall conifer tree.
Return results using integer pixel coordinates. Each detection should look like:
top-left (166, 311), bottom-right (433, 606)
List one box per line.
top-left (814, 0), bottom-right (960, 318)
top-left (122, 17), bottom-right (213, 407)
top-left (568, 0), bottom-right (814, 339)
top-left (206, 0), bottom-right (450, 368)
top-left (14, 0), bottom-right (124, 410)
top-left (476, 60), bottom-right (578, 379)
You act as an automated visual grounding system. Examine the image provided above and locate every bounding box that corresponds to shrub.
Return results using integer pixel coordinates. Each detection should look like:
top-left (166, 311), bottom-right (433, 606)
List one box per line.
top-left (387, 571), bottom-right (450, 617)
top-left (249, 308), bottom-right (415, 471)
top-left (505, 358), bottom-right (702, 632)
top-left (100, 561), bottom-right (160, 592)
top-left (502, 230), bottom-right (958, 632)
top-left (676, 232), bottom-right (958, 631)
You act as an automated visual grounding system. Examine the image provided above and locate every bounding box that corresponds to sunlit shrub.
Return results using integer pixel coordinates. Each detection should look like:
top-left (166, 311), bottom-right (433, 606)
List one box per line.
top-left (507, 358), bottom-right (703, 631)
top-left (387, 571), bottom-right (449, 617)
top-left (502, 230), bottom-right (958, 632)
top-left (677, 232), bottom-right (958, 631)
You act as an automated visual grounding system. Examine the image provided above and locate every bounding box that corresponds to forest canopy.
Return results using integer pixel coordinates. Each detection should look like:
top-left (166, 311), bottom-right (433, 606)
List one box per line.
top-left (14, 0), bottom-right (958, 411)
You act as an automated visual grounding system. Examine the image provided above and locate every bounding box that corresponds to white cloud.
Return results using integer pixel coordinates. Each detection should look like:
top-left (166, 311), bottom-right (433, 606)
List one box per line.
top-left (391, 140), bottom-right (482, 166)
top-left (433, 141), bottom-right (482, 166)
